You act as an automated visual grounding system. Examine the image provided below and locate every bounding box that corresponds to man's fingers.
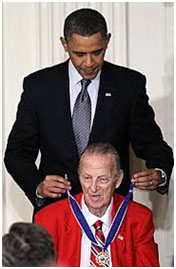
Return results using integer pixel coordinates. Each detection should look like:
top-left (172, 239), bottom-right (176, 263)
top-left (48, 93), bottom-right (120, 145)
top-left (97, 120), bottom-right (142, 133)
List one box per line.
top-left (37, 175), bottom-right (72, 198)
top-left (43, 186), bottom-right (67, 198)
top-left (47, 186), bottom-right (68, 194)
top-left (43, 180), bottom-right (71, 190)
top-left (131, 174), bottom-right (154, 184)
top-left (134, 180), bottom-right (158, 188)
top-left (131, 169), bottom-right (160, 191)
top-left (133, 169), bottom-right (156, 179)
top-left (133, 180), bottom-right (154, 187)
top-left (45, 175), bottom-right (71, 186)
top-left (39, 184), bottom-right (71, 198)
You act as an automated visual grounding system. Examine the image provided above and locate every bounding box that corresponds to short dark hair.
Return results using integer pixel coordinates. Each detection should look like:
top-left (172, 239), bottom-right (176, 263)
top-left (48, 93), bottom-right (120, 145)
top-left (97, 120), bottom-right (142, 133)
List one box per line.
top-left (64, 8), bottom-right (108, 40)
top-left (2, 222), bottom-right (56, 267)
top-left (79, 143), bottom-right (121, 175)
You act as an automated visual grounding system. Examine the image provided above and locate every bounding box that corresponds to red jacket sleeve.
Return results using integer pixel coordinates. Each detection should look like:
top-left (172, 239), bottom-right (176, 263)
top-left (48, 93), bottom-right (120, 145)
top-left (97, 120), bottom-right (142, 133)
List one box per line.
top-left (134, 208), bottom-right (159, 267)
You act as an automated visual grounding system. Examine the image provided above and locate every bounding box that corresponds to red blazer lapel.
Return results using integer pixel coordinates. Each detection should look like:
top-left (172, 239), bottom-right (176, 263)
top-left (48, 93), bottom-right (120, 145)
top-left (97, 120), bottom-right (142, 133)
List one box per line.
top-left (57, 194), bottom-right (83, 267)
top-left (110, 194), bottom-right (126, 267)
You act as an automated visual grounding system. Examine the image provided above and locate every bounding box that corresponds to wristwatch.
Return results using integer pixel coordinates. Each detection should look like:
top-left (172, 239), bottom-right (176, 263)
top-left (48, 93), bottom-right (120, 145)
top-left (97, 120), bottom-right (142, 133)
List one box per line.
top-left (155, 168), bottom-right (167, 187)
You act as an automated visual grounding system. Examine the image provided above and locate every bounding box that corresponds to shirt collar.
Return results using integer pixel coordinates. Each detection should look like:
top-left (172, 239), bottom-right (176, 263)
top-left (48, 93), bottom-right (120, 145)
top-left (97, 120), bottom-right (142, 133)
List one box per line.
top-left (68, 59), bottom-right (101, 87)
top-left (82, 195), bottom-right (113, 229)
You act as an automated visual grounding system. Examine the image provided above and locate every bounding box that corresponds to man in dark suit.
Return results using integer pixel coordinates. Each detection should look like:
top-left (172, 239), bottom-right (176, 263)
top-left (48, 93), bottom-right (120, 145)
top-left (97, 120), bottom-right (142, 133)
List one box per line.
top-left (4, 8), bottom-right (173, 213)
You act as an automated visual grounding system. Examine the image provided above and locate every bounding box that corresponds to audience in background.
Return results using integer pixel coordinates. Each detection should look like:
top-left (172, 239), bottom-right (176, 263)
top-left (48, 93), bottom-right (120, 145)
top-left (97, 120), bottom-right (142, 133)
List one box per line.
top-left (2, 222), bottom-right (56, 267)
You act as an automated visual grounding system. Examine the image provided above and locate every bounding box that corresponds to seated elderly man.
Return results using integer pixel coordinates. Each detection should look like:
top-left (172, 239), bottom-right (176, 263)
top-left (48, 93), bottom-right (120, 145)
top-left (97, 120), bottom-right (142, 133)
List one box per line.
top-left (35, 143), bottom-right (159, 267)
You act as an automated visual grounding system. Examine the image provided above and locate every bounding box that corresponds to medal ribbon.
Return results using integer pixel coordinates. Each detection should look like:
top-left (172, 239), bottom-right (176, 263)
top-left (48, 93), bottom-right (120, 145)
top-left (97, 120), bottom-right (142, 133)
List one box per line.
top-left (67, 183), bottom-right (134, 250)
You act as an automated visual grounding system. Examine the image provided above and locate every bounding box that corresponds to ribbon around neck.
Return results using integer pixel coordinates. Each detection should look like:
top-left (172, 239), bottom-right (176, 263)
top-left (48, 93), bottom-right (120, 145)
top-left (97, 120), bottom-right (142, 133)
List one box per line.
top-left (67, 184), bottom-right (134, 251)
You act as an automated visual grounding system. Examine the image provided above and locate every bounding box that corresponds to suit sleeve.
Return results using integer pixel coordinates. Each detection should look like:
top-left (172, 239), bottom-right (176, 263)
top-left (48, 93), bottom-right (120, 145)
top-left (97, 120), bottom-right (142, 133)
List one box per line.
top-left (130, 75), bottom-right (174, 194)
top-left (4, 77), bottom-right (43, 206)
top-left (133, 208), bottom-right (159, 267)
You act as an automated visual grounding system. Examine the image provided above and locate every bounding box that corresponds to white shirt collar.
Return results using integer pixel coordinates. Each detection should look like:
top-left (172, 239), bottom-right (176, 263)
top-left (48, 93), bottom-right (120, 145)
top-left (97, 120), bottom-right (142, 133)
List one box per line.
top-left (69, 59), bottom-right (101, 87)
top-left (81, 195), bottom-right (113, 229)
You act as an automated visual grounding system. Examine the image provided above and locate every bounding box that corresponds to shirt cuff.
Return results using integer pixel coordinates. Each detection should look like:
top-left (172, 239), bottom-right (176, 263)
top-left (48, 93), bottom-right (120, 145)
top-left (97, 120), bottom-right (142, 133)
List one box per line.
top-left (155, 168), bottom-right (167, 187)
top-left (35, 188), bottom-right (45, 207)
top-left (36, 188), bottom-right (45, 199)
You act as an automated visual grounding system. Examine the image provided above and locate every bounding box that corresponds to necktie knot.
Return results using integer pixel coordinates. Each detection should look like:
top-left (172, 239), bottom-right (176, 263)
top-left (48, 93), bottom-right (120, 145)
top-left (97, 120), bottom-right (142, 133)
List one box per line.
top-left (93, 220), bottom-right (103, 231)
top-left (80, 80), bottom-right (91, 101)
top-left (81, 79), bottom-right (91, 90)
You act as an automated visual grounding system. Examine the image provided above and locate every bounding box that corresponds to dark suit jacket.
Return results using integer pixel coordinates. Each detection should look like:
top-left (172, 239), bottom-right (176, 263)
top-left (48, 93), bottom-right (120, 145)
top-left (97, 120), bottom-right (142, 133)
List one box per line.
top-left (35, 192), bottom-right (160, 267)
top-left (4, 60), bottom-right (173, 210)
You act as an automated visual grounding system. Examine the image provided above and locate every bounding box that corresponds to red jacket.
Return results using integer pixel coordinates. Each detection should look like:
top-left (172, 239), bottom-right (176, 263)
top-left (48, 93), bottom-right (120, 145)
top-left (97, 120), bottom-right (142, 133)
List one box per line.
top-left (35, 193), bottom-right (159, 267)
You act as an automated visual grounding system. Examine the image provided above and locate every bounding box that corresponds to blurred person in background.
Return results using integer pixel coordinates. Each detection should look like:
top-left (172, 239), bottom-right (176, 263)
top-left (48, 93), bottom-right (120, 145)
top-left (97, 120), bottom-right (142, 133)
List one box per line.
top-left (2, 222), bottom-right (56, 267)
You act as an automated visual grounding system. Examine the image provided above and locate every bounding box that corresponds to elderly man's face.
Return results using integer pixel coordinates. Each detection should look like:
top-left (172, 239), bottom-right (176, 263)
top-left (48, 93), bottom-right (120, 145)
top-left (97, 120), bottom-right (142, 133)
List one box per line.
top-left (79, 153), bottom-right (122, 217)
top-left (60, 32), bottom-right (111, 79)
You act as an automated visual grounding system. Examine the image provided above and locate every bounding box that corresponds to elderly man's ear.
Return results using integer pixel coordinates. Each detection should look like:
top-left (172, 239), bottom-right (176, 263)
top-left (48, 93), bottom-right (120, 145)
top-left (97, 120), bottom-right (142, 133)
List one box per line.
top-left (115, 170), bottom-right (124, 189)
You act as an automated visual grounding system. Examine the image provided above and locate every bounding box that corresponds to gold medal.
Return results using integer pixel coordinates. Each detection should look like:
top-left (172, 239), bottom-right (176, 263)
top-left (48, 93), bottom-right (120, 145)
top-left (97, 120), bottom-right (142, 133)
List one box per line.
top-left (96, 250), bottom-right (109, 266)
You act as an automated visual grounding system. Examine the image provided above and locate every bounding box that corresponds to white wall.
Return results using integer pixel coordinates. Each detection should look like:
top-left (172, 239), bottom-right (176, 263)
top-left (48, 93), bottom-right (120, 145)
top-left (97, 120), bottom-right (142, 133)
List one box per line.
top-left (128, 3), bottom-right (174, 267)
top-left (2, 2), bottom-right (174, 266)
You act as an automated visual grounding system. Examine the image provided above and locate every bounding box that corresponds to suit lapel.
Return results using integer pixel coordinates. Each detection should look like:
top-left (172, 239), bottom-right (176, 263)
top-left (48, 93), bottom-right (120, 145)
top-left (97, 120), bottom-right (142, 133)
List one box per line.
top-left (57, 60), bottom-right (79, 161)
top-left (89, 62), bottom-right (118, 143)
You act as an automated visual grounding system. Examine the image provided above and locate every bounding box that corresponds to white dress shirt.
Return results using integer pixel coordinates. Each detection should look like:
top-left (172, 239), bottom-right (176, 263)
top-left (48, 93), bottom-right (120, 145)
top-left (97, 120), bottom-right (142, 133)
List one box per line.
top-left (80, 196), bottom-right (113, 267)
top-left (68, 60), bottom-right (100, 128)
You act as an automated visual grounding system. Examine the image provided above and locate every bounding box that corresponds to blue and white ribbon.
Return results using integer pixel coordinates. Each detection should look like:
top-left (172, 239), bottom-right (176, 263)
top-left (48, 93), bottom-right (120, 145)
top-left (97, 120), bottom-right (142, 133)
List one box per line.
top-left (67, 183), bottom-right (134, 251)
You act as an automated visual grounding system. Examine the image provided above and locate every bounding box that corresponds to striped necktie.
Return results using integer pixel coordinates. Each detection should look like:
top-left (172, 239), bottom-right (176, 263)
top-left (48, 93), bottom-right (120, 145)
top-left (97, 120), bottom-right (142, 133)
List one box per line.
top-left (72, 79), bottom-right (91, 156)
top-left (90, 220), bottom-right (110, 267)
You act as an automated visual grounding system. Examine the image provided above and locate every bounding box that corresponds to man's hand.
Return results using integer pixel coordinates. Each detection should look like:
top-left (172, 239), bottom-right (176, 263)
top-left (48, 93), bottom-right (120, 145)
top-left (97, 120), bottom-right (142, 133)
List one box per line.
top-left (131, 169), bottom-right (162, 191)
top-left (37, 175), bottom-right (72, 198)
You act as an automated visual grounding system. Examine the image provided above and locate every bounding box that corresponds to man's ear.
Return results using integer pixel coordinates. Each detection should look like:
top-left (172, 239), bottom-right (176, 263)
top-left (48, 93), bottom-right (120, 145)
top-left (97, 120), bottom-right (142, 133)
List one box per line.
top-left (60, 37), bottom-right (68, 52)
top-left (115, 170), bottom-right (123, 189)
top-left (105, 33), bottom-right (111, 47)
